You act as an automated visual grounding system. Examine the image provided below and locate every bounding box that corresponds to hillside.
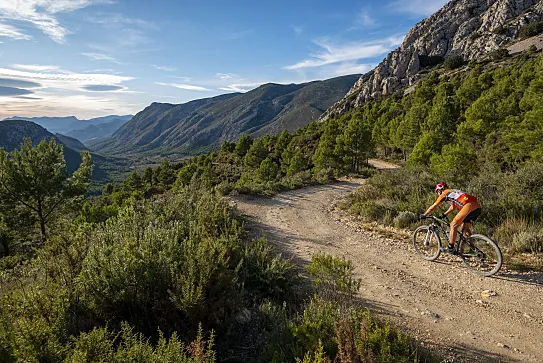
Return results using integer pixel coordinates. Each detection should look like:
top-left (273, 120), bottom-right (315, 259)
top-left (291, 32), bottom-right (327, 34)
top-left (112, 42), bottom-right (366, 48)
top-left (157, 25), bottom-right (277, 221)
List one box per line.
top-left (0, 120), bottom-right (114, 179)
top-left (91, 75), bottom-right (359, 155)
top-left (322, 0), bottom-right (543, 121)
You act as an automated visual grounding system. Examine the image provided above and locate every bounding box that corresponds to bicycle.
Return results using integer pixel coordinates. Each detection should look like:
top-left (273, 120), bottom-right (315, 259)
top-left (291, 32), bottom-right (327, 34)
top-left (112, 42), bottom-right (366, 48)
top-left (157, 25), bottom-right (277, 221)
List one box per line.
top-left (413, 215), bottom-right (502, 276)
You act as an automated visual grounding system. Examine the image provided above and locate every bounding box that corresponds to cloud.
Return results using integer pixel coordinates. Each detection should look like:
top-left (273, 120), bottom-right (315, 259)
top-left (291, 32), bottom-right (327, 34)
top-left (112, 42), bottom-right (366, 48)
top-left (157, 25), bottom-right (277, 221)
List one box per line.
top-left (219, 83), bottom-right (263, 93)
top-left (0, 86), bottom-right (33, 96)
top-left (389, 0), bottom-right (450, 16)
top-left (0, 22), bottom-right (31, 40)
top-left (12, 64), bottom-right (60, 72)
top-left (285, 35), bottom-right (404, 70)
top-left (215, 73), bottom-right (239, 80)
top-left (0, 0), bottom-right (110, 43)
top-left (0, 67), bottom-right (133, 92)
top-left (152, 65), bottom-right (177, 72)
top-left (81, 52), bottom-right (121, 64)
top-left (0, 78), bottom-right (42, 88)
top-left (291, 25), bottom-right (303, 37)
top-left (169, 76), bottom-right (192, 82)
top-left (156, 82), bottom-right (212, 91)
top-left (82, 84), bottom-right (124, 91)
top-left (86, 13), bottom-right (156, 29)
top-left (356, 11), bottom-right (375, 27)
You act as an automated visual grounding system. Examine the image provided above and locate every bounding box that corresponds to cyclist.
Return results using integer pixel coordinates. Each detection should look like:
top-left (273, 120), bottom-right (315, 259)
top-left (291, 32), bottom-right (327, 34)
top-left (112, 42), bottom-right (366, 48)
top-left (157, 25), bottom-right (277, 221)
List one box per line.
top-left (421, 182), bottom-right (481, 253)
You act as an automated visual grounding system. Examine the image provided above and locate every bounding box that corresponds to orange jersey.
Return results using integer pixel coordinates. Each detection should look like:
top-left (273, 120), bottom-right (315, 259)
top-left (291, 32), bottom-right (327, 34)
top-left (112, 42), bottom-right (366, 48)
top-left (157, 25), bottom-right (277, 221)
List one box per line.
top-left (436, 189), bottom-right (479, 210)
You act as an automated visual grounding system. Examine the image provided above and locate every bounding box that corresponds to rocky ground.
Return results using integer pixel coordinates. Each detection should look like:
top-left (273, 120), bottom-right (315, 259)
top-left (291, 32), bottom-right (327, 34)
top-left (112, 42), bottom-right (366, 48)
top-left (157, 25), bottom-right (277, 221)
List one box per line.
top-left (231, 175), bottom-right (543, 362)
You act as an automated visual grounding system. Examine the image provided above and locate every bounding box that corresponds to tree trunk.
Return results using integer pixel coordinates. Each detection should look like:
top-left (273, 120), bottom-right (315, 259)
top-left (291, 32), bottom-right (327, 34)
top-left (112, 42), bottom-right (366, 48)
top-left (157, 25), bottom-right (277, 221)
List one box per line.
top-left (0, 234), bottom-right (9, 256)
top-left (37, 200), bottom-right (46, 243)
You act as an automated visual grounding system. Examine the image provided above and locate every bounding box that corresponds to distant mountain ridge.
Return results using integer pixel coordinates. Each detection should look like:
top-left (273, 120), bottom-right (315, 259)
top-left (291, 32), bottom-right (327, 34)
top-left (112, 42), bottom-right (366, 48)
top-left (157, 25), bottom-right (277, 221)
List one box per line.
top-left (2, 114), bottom-right (132, 134)
top-left (66, 118), bottom-right (130, 144)
top-left (91, 75), bottom-right (359, 155)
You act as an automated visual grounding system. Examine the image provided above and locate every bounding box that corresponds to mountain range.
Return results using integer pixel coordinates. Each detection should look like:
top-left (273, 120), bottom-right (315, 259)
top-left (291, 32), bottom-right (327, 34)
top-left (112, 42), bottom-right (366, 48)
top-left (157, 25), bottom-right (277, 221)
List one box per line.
top-left (90, 75), bottom-right (359, 155)
top-left (2, 114), bottom-right (132, 135)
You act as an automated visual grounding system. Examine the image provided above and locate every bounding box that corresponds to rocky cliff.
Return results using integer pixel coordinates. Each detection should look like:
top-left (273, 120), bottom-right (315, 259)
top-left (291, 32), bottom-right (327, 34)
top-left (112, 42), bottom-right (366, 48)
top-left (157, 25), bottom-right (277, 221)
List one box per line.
top-left (321, 0), bottom-right (543, 121)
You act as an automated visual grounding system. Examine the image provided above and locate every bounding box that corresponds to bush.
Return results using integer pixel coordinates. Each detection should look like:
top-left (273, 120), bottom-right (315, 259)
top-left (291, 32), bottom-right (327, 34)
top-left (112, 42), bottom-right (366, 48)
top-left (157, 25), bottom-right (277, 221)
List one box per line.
top-left (444, 55), bottom-right (465, 70)
top-left (511, 230), bottom-right (543, 254)
top-left (393, 211), bottom-right (419, 229)
top-left (306, 253), bottom-right (361, 300)
top-left (240, 238), bottom-right (298, 304)
top-left (519, 21), bottom-right (543, 39)
top-left (490, 48), bottom-right (509, 61)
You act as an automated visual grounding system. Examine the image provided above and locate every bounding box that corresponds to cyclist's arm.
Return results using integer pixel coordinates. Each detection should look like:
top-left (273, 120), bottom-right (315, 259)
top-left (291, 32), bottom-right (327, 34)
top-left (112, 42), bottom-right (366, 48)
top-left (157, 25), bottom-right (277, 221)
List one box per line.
top-left (444, 204), bottom-right (454, 216)
top-left (423, 202), bottom-right (440, 217)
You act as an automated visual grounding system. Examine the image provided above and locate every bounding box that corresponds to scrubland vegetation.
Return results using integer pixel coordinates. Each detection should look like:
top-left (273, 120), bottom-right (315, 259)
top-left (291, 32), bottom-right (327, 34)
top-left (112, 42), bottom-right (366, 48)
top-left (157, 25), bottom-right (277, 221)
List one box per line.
top-left (1, 49), bottom-right (542, 361)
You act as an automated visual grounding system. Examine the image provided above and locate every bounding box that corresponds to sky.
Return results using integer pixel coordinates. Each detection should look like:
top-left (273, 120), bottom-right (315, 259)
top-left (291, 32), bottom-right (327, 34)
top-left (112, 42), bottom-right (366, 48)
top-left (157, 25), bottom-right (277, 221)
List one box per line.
top-left (0, 0), bottom-right (450, 120)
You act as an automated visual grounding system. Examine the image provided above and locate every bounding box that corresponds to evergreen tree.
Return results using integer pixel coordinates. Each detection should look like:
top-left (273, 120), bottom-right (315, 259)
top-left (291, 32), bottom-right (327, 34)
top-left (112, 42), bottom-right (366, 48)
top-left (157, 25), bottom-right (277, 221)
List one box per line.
top-left (0, 138), bottom-right (92, 242)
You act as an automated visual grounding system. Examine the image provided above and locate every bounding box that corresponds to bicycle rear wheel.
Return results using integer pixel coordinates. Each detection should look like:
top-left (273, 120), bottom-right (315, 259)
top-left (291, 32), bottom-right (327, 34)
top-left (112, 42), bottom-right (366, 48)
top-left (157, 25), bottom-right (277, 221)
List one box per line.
top-left (413, 225), bottom-right (441, 261)
top-left (459, 234), bottom-right (502, 276)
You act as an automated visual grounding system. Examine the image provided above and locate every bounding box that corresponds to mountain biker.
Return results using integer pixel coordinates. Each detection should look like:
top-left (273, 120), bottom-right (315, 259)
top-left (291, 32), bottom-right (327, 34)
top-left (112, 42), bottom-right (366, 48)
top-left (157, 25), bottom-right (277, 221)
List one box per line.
top-left (421, 183), bottom-right (481, 253)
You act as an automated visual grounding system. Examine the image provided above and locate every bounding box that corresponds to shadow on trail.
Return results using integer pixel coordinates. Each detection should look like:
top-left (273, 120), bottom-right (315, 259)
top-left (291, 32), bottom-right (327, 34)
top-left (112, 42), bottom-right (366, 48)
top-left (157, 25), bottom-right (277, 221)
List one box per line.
top-left (492, 271), bottom-right (543, 287)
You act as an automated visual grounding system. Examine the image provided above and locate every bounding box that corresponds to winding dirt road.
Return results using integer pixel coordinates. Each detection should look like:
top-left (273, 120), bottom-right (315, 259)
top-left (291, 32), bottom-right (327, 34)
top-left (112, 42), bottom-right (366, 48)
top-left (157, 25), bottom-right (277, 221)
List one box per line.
top-left (232, 178), bottom-right (543, 362)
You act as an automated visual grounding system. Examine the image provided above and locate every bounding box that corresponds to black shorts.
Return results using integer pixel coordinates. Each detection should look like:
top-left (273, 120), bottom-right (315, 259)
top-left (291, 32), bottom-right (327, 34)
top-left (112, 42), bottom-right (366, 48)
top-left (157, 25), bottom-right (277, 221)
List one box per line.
top-left (463, 208), bottom-right (481, 224)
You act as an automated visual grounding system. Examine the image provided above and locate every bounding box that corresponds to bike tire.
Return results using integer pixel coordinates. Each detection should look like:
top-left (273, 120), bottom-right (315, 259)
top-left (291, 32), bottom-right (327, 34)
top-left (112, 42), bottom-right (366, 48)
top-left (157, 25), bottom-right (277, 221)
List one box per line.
top-left (459, 234), bottom-right (502, 277)
top-left (413, 225), bottom-right (441, 261)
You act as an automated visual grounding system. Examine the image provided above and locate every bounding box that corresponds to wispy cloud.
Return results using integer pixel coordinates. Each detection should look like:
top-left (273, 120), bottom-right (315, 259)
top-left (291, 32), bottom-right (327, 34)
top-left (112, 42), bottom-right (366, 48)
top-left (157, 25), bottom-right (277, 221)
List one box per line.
top-left (389, 0), bottom-right (450, 16)
top-left (0, 22), bottom-right (31, 40)
top-left (0, 0), bottom-right (110, 43)
top-left (355, 10), bottom-right (375, 27)
top-left (156, 82), bottom-right (212, 91)
top-left (215, 73), bottom-right (239, 80)
top-left (285, 35), bottom-right (403, 70)
top-left (223, 29), bottom-right (254, 40)
top-left (169, 76), bottom-right (193, 82)
top-left (219, 83), bottom-right (263, 93)
top-left (12, 64), bottom-right (60, 72)
top-left (82, 84), bottom-right (125, 91)
top-left (152, 65), bottom-right (177, 72)
top-left (81, 52), bottom-right (122, 64)
top-left (86, 13), bottom-right (156, 29)
top-left (291, 25), bottom-right (303, 37)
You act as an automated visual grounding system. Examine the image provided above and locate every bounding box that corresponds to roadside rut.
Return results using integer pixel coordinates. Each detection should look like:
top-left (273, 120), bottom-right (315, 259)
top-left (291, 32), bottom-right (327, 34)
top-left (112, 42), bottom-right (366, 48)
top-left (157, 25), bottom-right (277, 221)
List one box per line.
top-left (232, 179), bottom-right (543, 363)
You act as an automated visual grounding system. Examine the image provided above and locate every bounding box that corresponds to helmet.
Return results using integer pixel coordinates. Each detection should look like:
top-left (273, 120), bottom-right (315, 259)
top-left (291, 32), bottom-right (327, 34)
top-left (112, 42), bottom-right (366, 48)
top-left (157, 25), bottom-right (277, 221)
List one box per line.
top-left (434, 182), bottom-right (448, 194)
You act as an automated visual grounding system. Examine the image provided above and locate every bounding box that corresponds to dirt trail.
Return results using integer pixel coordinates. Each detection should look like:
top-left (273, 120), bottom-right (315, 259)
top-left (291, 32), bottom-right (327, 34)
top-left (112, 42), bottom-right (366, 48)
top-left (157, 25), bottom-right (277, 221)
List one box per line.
top-left (232, 178), bottom-right (543, 362)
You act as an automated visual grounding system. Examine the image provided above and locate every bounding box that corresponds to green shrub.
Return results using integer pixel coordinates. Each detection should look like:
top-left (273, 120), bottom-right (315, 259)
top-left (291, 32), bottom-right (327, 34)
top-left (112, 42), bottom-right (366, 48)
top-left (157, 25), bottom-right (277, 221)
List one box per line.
top-left (306, 253), bottom-right (361, 299)
top-left (67, 323), bottom-right (216, 363)
top-left (519, 21), bottom-right (543, 39)
top-left (490, 48), bottom-right (509, 61)
top-left (444, 55), bottom-right (465, 70)
top-left (511, 230), bottom-right (543, 254)
top-left (240, 237), bottom-right (298, 304)
top-left (393, 211), bottom-right (418, 229)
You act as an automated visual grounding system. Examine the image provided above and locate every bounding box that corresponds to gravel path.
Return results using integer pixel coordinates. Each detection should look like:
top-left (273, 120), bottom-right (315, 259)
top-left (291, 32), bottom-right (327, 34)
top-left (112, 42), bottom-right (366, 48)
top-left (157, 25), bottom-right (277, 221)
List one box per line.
top-left (232, 178), bottom-right (543, 362)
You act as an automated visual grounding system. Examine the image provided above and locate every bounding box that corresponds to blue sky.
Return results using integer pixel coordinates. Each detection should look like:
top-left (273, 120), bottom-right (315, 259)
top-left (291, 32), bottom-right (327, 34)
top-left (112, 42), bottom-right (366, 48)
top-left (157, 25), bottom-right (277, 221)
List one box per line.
top-left (0, 0), bottom-right (449, 119)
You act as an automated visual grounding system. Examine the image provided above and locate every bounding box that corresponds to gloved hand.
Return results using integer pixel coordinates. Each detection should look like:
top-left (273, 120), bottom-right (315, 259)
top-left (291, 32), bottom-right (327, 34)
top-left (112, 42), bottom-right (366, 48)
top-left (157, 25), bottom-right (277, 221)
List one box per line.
top-left (419, 213), bottom-right (426, 220)
top-left (437, 214), bottom-right (448, 220)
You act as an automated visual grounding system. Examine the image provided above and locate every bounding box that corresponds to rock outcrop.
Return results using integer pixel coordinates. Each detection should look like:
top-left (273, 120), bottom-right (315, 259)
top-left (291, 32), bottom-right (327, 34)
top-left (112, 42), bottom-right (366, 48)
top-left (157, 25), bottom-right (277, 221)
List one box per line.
top-left (321, 0), bottom-right (543, 121)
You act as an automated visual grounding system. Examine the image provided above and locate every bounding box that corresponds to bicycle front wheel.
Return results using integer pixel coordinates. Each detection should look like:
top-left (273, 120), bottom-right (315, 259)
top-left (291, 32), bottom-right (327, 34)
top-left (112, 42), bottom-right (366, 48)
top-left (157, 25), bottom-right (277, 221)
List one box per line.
top-left (413, 225), bottom-right (441, 261)
top-left (460, 234), bottom-right (502, 276)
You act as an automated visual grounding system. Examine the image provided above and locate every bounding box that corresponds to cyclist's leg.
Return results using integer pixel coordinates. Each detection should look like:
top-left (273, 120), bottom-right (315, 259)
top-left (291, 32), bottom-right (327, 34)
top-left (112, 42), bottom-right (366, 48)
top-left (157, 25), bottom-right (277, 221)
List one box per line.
top-left (451, 203), bottom-right (472, 246)
top-left (462, 207), bottom-right (481, 238)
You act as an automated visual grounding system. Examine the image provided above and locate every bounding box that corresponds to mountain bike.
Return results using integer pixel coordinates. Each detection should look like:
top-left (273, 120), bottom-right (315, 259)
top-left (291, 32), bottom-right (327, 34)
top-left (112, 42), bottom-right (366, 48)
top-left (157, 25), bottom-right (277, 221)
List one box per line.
top-left (413, 215), bottom-right (502, 276)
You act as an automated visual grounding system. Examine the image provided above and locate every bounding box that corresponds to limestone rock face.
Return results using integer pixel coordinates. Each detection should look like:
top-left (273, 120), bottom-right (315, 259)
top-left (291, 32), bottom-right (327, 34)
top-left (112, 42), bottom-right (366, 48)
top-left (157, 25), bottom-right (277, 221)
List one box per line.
top-left (321, 0), bottom-right (543, 121)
